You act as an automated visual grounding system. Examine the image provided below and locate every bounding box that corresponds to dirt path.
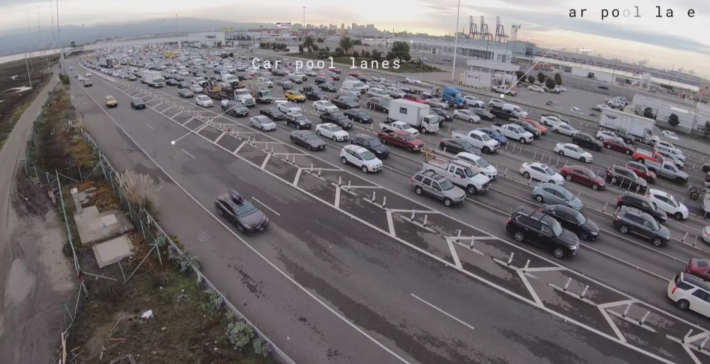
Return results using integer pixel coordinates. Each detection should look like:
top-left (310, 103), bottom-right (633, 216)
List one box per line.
top-left (0, 70), bottom-right (75, 363)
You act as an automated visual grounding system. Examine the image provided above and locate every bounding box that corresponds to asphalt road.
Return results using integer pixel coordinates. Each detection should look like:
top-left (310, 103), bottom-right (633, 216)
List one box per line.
top-left (73, 57), bottom-right (710, 364)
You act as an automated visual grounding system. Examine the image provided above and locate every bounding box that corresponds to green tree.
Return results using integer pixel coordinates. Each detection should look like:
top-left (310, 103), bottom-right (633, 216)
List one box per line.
top-left (527, 75), bottom-right (535, 84)
top-left (391, 41), bottom-right (411, 61)
top-left (335, 47), bottom-right (344, 57)
top-left (545, 78), bottom-right (556, 90)
top-left (371, 50), bottom-right (382, 61)
top-left (302, 36), bottom-right (316, 52)
top-left (312, 44), bottom-right (319, 52)
top-left (298, 45), bottom-right (304, 54)
top-left (554, 72), bottom-right (563, 85)
top-left (386, 51), bottom-right (397, 61)
top-left (352, 50), bottom-right (360, 58)
top-left (325, 46), bottom-right (330, 52)
top-left (339, 37), bottom-right (353, 55)
top-left (363, 50), bottom-right (371, 58)
top-left (668, 113), bottom-right (680, 128)
top-left (317, 37), bottom-right (324, 43)
top-left (70, 41), bottom-right (76, 48)
top-left (352, 39), bottom-right (362, 46)
top-left (515, 70), bottom-right (525, 83)
top-left (537, 71), bottom-right (546, 84)
top-left (643, 107), bottom-right (654, 119)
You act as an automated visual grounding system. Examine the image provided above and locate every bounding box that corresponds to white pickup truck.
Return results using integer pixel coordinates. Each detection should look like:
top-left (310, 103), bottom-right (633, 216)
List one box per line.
top-left (451, 129), bottom-right (499, 154)
top-left (379, 120), bottom-right (419, 137)
top-left (423, 157), bottom-right (491, 194)
top-left (492, 123), bottom-right (534, 144)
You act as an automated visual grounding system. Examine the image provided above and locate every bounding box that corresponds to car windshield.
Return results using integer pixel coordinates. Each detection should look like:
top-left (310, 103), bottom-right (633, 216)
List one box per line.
top-left (543, 167), bottom-right (555, 175)
top-left (480, 134), bottom-right (491, 141)
top-left (291, 91), bottom-right (302, 96)
top-left (368, 139), bottom-right (382, 147)
top-left (667, 195), bottom-right (679, 207)
top-left (648, 216), bottom-right (660, 230)
top-left (331, 126), bottom-right (343, 132)
top-left (551, 222), bottom-right (563, 237)
top-left (323, 102), bottom-right (334, 107)
top-left (559, 188), bottom-right (574, 200)
top-left (361, 151), bottom-right (376, 160)
top-left (403, 134), bottom-right (416, 141)
top-left (478, 158), bottom-right (490, 168)
top-left (574, 212), bottom-right (587, 224)
top-left (463, 168), bottom-right (475, 178)
top-left (235, 201), bottom-right (258, 217)
top-left (439, 179), bottom-right (455, 190)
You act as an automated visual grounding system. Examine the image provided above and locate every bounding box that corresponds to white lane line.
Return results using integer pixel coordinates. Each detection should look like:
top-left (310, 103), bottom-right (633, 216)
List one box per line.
top-left (386, 210), bottom-right (396, 236)
top-left (171, 111), bottom-right (183, 119)
top-left (293, 169), bottom-right (303, 187)
top-left (260, 153), bottom-right (271, 169)
top-left (152, 102), bottom-right (163, 108)
top-left (172, 122), bottom-right (209, 144)
top-left (146, 123), bottom-right (154, 129)
top-left (234, 141), bottom-right (246, 154)
top-left (181, 149), bottom-right (196, 159)
top-left (683, 344), bottom-right (702, 364)
top-left (334, 187), bottom-right (341, 208)
top-left (157, 185), bottom-right (163, 192)
top-left (518, 271), bottom-right (543, 307)
top-left (252, 197), bottom-right (281, 217)
top-left (411, 294), bottom-right (475, 331)
top-left (161, 106), bottom-right (173, 114)
top-left (599, 306), bottom-right (628, 343)
top-left (446, 239), bottom-right (463, 269)
top-left (214, 131), bottom-right (226, 144)
top-left (182, 117), bottom-right (194, 126)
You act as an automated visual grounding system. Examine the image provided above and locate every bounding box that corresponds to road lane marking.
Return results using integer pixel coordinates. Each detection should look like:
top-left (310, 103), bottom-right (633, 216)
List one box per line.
top-left (293, 169), bottom-right (302, 187)
top-left (146, 123), bottom-right (154, 129)
top-left (598, 306), bottom-right (628, 343)
top-left (334, 187), bottom-right (341, 208)
top-left (260, 153), bottom-right (271, 169)
top-left (214, 132), bottom-right (226, 144)
top-left (94, 68), bottom-right (709, 362)
top-left (161, 106), bottom-right (173, 114)
top-left (386, 210), bottom-right (396, 236)
top-left (411, 294), bottom-right (475, 331)
top-left (234, 142), bottom-right (246, 154)
top-left (446, 238), bottom-right (462, 269)
top-left (182, 117), bottom-right (194, 126)
top-left (518, 271), bottom-right (543, 307)
top-left (252, 197), bottom-right (280, 216)
top-left (181, 149), bottom-right (195, 159)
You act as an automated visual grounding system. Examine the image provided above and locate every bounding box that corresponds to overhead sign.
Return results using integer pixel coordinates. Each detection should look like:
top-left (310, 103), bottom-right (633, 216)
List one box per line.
top-left (221, 27), bottom-right (233, 32)
top-left (276, 23), bottom-right (292, 29)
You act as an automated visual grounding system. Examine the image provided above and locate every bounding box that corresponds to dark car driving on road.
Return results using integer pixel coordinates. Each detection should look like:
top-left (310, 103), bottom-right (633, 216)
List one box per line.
top-left (260, 107), bottom-right (286, 121)
top-left (130, 98), bottom-right (146, 110)
top-left (214, 190), bottom-right (269, 234)
top-left (506, 205), bottom-right (580, 258)
top-left (290, 130), bottom-right (325, 151)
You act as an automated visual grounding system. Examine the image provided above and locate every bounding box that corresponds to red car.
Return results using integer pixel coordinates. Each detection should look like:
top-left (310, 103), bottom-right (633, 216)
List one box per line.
top-left (327, 67), bottom-right (342, 74)
top-left (625, 161), bottom-right (656, 183)
top-left (603, 138), bottom-right (634, 155)
top-left (686, 258), bottom-right (710, 281)
top-left (403, 93), bottom-right (428, 104)
top-left (560, 165), bottom-right (606, 190)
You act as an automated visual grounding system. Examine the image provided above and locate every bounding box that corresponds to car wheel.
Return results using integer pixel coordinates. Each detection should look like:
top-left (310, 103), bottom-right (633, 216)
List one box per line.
top-left (237, 223), bottom-right (245, 233)
top-left (580, 157), bottom-right (586, 163)
top-left (676, 299), bottom-right (690, 311)
top-left (553, 248), bottom-right (565, 259)
top-left (332, 135), bottom-right (337, 141)
top-left (636, 158), bottom-right (644, 163)
top-left (579, 232), bottom-right (589, 241)
top-left (625, 150), bottom-right (631, 155)
top-left (558, 150), bottom-right (565, 156)
top-left (523, 171), bottom-right (531, 179)
top-left (308, 145), bottom-right (313, 151)
top-left (513, 231), bottom-right (524, 242)
top-left (407, 146), bottom-right (413, 153)
top-left (341, 157), bottom-right (348, 165)
top-left (652, 237), bottom-right (663, 247)
top-left (466, 185), bottom-right (477, 194)
top-left (534, 195), bottom-right (544, 203)
top-left (605, 144), bottom-right (611, 149)
top-left (519, 138), bottom-right (526, 144)
top-left (619, 225), bottom-right (629, 234)
top-left (361, 165), bottom-right (368, 173)
top-left (565, 175), bottom-right (572, 181)
top-left (483, 146), bottom-right (491, 154)
top-left (592, 184), bottom-right (600, 190)
top-left (316, 130), bottom-right (321, 136)
top-left (554, 129), bottom-right (559, 134)
top-left (674, 212), bottom-right (684, 220)
top-left (443, 198), bottom-right (453, 207)
top-left (217, 207), bottom-right (223, 216)
top-left (415, 186), bottom-right (423, 195)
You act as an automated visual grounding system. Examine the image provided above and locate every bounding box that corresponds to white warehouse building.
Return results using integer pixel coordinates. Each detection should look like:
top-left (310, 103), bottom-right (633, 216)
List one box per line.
top-left (410, 39), bottom-right (514, 63)
top-left (185, 31), bottom-right (226, 46)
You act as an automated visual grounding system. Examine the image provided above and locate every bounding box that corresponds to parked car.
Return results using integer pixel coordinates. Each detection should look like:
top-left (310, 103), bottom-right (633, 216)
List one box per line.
top-left (284, 113), bottom-right (312, 129)
top-left (625, 161), bottom-right (656, 183)
top-left (539, 204), bottom-right (600, 241)
top-left (350, 134), bottom-right (390, 159)
top-left (410, 169), bottom-right (466, 207)
top-left (214, 190), bottom-right (269, 233)
top-left (531, 183), bottom-right (583, 211)
top-left (367, 97), bottom-right (390, 113)
top-left (331, 96), bottom-right (360, 109)
top-left (668, 272), bottom-right (710, 316)
top-left (520, 162), bottom-right (564, 185)
top-left (477, 127), bottom-right (508, 146)
top-left (195, 95), bottom-right (214, 107)
top-left (506, 205), bottom-right (579, 258)
top-left (616, 192), bottom-right (667, 223)
top-left (320, 112), bottom-right (354, 130)
top-left (343, 109), bottom-right (373, 124)
top-left (178, 89), bottom-right (194, 98)
top-left (686, 259), bottom-right (710, 282)
top-left (613, 206), bottom-right (670, 246)
top-left (560, 165), bottom-right (605, 190)
top-left (453, 109), bottom-right (481, 123)
top-left (260, 107), bottom-right (286, 121)
top-left (470, 108), bottom-right (494, 121)
top-left (313, 100), bottom-right (339, 114)
top-left (340, 145), bottom-right (383, 173)
top-left (439, 138), bottom-right (480, 155)
top-left (289, 130), bottom-right (325, 151)
top-left (221, 100), bottom-right (249, 117)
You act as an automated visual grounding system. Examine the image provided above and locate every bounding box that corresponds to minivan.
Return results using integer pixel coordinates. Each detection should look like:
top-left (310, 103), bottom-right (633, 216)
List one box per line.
top-left (502, 103), bottom-right (528, 118)
top-left (343, 80), bottom-right (369, 93)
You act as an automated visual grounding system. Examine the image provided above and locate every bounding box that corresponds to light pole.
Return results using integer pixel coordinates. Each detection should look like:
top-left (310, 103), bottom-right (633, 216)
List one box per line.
top-left (175, 14), bottom-right (180, 48)
top-left (302, 6), bottom-right (306, 42)
top-left (451, 0), bottom-right (461, 81)
top-left (25, 12), bottom-right (33, 89)
top-left (56, 0), bottom-right (64, 74)
top-left (27, 12), bottom-right (34, 72)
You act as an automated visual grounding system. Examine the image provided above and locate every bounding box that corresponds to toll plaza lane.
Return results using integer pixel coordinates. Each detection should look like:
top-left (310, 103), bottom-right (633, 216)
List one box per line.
top-left (73, 64), bottom-right (684, 364)
top-left (84, 68), bottom-right (710, 364)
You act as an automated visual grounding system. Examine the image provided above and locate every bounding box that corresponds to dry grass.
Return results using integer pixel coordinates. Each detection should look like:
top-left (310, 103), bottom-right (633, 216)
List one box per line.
top-left (116, 170), bottom-right (159, 215)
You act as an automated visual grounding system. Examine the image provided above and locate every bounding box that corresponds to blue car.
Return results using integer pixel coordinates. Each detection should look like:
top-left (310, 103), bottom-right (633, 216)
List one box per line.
top-left (478, 127), bottom-right (508, 146)
top-left (531, 183), bottom-right (584, 211)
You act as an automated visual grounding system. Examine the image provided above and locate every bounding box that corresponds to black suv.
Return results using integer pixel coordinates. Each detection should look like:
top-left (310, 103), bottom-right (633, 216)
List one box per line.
top-left (320, 113), bottom-right (353, 130)
top-left (331, 96), bottom-right (360, 110)
top-left (539, 204), bottom-right (600, 241)
top-left (214, 190), bottom-right (269, 234)
top-left (350, 134), bottom-right (390, 159)
top-left (572, 133), bottom-right (603, 151)
top-left (605, 165), bottom-right (648, 193)
top-left (613, 206), bottom-right (670, 247)
top-left (616, 192), bottom-right (667, 223)
top-left (506, 206), bottom-right (580, 258)
top-left (319, 82), bottom-right (337, 92)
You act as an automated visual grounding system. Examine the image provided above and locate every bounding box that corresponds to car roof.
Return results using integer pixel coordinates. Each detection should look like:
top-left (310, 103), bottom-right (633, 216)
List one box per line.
top-left (648, 188), bottom-right (670, 198)
top-left (680, 272), bottom-right (710, 292)
top-left (345, 145), bottom-right (368, 153)
top-left (542, 204), bottom-right (578, 215)
top-left (531, 162), bottom-right (550, 169)
top-left (320, 123), bottom-right (336, 127)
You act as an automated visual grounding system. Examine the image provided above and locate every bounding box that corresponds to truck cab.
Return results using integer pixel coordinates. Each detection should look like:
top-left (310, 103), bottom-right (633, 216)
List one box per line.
top-left (442, 87), bottom-right (466, 108)
top-left (233, 87), bottom-right (256, 107)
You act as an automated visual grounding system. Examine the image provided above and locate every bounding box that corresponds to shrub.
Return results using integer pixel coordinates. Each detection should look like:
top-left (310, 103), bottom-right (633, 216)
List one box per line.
top-left (115, 170), bottom-right (159, 214)
top-left (226, 320), bottom-right (255, 350)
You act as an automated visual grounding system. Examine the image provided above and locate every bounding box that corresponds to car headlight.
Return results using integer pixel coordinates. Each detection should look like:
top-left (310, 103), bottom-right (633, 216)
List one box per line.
top-left (570, 245), bottom-right (578, 250)
top-left (590, 231), bottom-right (598, 236)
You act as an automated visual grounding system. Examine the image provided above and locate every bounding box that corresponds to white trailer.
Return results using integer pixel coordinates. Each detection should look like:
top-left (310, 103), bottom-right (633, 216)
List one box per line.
top-left (387, 99), bottom-right (439, 133)
top-left (599, 108), bottom-right (659, 145)
top-left (141, 70), bottom-right (165, 88)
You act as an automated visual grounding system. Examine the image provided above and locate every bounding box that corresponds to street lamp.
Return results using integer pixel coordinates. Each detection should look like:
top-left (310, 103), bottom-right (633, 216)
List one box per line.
top-left (56, 0), bottom-right (64, 74)
top-left (451, 0), bottom-right (461, 81)
top-left (302, 6), bottom-right (306, 42)
top-left (175, 14), bottom-right (180, 48)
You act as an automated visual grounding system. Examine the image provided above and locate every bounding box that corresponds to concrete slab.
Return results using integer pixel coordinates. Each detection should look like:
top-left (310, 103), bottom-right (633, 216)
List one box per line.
top-left (74, 206), bottom-right (134, 245)
top-left (92, 235), bottom-right (134, 268)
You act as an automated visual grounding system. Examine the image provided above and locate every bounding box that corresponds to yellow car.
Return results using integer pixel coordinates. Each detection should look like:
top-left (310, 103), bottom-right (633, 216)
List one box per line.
top-left (285, 90), bottom-right (305, 103)
top-left (105, 95), bottom-right (118, 108)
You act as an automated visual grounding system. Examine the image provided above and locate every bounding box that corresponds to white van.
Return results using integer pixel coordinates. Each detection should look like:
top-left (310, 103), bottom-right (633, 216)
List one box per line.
top-left (502, 103), bottom-right (528, 118)
top-left (337, 87), bottom-right (360, 99)
top-left (343, 80), bottom-right (369, 93)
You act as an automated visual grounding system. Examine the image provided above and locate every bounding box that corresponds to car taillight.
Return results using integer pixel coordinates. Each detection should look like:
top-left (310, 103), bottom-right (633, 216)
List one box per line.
top-left (614, 215), bottom-right (621, 221)
top-left (410, 178), bottom-right (413, 182)
top-left (618, 197), bottom-right (623, 203)
top-left (705, 232), bottom-right (710, 237)
top-left (671, 286), bottom-right (678, 295)
top-left (507, 218), bottom-right (512, 223)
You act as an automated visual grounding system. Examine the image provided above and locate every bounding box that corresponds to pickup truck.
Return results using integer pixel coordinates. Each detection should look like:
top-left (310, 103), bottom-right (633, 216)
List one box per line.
top-left (492, 123), bottom-right (534, 144)
top-left (632, 149), bottom-right (688, 184)
top-left (377, 130), bottom-right (424, 153)
top-left (423, 157), bottom-right (491, 194)
top-left (380, 120), bottom-right (419, 137)
top-left (450, 129), bottom-right (499, 154)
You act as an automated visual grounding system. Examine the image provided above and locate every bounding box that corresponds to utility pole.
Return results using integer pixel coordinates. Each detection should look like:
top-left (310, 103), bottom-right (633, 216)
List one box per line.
top-left (175, 14), bottom-right (180, 48)
top-left (27, 12), bottom-right (34, 72)
top-left (56, 0), bottom-right (64, 74)
top-left (451, 0), bottom-right (461, 81)
top-left (302, 6), bottom-right (306, 42)
top-left (37, 6), bottom-right (42, 64)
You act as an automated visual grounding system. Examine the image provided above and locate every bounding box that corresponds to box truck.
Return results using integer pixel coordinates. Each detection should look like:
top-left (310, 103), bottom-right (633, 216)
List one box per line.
top-left (141, 71), bottom-right (165, 88)
top-left (387, 99), bottom-right (440, 134)
top-left (598, 108), bottom-right (659, 145)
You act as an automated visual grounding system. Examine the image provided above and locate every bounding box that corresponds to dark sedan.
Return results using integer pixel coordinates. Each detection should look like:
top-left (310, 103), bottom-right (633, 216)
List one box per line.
top-left (429, 107), bottom-right (452, 121)
top-left (222, 101), bottom-right (249, 117)
top-left (166, 78), bottom-right (179, 86)
top-left (540, 204), bottom-right (600, 241)
top-left (214, 190), bottom-right (269, 234)
top-left (319, 82), bottom-right (338, 92)
top-left (130, 98), bottom-right (146, 110)
top-left (290, 130), bottom-right (325, 151)
top-left (331, 96), bottom-right (360, 109)
top-left (305, 90), bottom-right (329, 101)
top-left (260, 107), bottom-right (286, 121)
top-left (344, 110), bottom-right (373, 124)
top-left (366, 97), bottom-right (389, 113)
top-left (603, 138), bottom-right (634, 155)
top-left (438, 138), bottom-right (480, 155)
top-left (470, 108), bottom-right (494, 121)
top-left (350, 134), bottom-right (389, 159)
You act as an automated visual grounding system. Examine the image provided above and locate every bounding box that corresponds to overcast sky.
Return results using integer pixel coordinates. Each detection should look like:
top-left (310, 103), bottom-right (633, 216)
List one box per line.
top-left (3, 0), bottom-right (709, 76)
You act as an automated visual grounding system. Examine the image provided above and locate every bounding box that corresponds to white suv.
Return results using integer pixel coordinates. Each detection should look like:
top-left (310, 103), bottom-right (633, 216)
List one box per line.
top-left (340, 145), bottom-right (383, 173)
top-left (646, 188), bottom-right (689, 220)
top-left (668, 272), bottom-right (710, 317)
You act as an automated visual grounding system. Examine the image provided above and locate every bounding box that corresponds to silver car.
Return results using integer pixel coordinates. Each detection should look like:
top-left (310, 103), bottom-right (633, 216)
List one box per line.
top-left (410, 169), bottom-right (466, 207)
top-left (531, 183), bottom-right (583, 211)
